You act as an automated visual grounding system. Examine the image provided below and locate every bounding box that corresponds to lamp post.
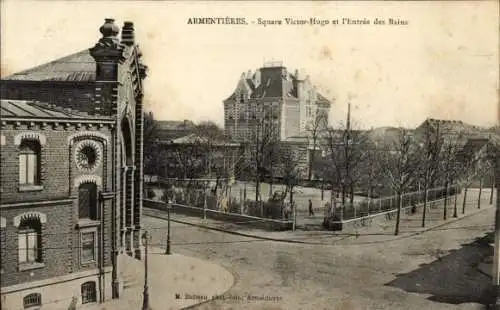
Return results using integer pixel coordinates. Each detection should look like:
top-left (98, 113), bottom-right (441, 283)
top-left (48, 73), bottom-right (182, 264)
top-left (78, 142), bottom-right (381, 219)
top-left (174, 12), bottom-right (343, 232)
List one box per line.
top-left (165, 199), bottom-right (172, 255)
top-left (142, 231), bottom-right (152, 310)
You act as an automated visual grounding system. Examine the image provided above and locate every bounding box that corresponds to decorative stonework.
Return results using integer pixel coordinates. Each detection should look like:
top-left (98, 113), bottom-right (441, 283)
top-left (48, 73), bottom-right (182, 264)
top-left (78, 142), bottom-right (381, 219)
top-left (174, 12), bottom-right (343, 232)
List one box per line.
top-left (13, 212), bottom-right (47, 228)
top-left (74, 140), bottom-right (102, 173)
top-left (74, 175), bottom-right (102, 188)
top-left (14, 132), bottom-right (47, 146)
top-left (67, 131), bottom-right (110, 144)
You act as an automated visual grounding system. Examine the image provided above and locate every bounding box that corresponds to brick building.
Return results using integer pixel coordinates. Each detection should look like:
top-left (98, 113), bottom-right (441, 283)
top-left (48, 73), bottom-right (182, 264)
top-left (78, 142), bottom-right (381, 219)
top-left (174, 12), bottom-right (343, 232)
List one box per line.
top-left (224, 62), bottom-right (331, 180)
top-left (223, 62), bottom-right (331, 142)
top-left (0, 19), bottom-right (147, 309)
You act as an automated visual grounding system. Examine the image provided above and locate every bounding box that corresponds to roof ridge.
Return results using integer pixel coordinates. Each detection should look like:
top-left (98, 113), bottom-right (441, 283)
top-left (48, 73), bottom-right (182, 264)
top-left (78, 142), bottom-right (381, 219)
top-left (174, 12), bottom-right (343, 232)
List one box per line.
top-left (5, 49), bottom-right (91, 78)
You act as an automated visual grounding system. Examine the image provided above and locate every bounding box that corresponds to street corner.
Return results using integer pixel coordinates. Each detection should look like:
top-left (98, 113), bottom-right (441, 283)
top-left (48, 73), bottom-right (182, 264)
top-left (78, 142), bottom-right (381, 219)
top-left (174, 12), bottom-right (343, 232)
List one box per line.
top-left (147, 250), bottom-right (235, 309)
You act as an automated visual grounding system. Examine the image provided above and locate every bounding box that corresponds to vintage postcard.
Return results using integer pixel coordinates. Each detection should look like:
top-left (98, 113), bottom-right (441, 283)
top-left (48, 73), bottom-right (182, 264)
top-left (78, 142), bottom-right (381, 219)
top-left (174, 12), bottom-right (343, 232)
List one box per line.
top-left (0, 1), bottom-right (499, 309)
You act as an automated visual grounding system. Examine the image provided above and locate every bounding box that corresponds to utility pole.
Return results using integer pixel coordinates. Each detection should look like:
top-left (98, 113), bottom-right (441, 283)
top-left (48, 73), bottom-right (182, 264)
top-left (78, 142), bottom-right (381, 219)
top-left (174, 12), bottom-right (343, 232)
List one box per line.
top-left (142, 231), bottom-right (151, 310)
top-left (165, 199), bottom-right (172, 255)
top-left (491, 146), bottom-right (500, 307)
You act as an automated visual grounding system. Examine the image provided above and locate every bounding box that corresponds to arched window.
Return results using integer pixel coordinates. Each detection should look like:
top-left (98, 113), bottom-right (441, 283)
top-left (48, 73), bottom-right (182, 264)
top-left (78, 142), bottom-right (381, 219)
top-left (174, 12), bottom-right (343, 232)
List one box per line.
top-left (18, 218), bottom-right (42, 264)
top-left (23, 293), bottom-right (42, 308)
top-left (19, 140), bottom-right (41, 185)
top-left (81, 281), bottom-right (97, 304)
top-left (78, 183), bottom-right (98, 220)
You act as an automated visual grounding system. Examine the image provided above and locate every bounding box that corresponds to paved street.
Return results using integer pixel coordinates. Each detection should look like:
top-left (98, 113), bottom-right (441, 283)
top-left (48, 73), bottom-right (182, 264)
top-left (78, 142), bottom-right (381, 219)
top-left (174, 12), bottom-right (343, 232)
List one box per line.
top-left (143, 203), bottom-right (495, 310)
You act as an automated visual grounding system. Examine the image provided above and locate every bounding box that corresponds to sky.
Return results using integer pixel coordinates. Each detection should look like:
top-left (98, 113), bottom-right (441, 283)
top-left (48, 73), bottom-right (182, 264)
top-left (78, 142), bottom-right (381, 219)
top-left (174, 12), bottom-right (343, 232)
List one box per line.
top-left (1, 1), bottom-right (498, 129)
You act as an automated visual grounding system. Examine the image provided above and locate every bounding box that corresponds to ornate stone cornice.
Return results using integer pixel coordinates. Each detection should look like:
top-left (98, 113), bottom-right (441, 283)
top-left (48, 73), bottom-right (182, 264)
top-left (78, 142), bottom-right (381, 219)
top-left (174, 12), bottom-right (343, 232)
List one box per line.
top-left (13, 212), bottom-right (47, 228)
top-left (14, 132), bottom-right (47, 146)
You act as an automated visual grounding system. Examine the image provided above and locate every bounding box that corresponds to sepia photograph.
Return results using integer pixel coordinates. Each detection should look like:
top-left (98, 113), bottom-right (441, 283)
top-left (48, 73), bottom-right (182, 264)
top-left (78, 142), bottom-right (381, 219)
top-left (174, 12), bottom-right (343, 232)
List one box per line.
top-left (0, 1), bottom-right (499, 309)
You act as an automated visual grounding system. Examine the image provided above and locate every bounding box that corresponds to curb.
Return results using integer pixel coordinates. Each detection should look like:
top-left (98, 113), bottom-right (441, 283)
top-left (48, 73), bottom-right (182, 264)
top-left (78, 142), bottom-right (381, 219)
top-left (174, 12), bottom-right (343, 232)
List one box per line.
top-left (144, 209), bottom-right (310, 244)
top-left (144, 204), bottom-right (494, 246)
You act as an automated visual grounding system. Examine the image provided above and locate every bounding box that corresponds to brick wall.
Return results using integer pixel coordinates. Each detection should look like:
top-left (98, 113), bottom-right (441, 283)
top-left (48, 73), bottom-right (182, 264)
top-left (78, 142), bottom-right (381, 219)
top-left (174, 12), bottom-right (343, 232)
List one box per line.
top-left (0, 124), bottom-right (115, 288)
top-left (0, 203), bottom-right (73, 287)
top-left (1, 125), bottom-right (112, 203)
top-left (282, 99), bottom-right (300, 139)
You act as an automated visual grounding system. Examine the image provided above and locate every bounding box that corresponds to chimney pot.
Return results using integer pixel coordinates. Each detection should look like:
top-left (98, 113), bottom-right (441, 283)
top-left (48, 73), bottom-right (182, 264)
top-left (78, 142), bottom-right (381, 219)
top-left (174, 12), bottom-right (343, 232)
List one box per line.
top-left (121, 21), bottom-right (135, 46)
top-left (99, 18), bottom-right (120, 38)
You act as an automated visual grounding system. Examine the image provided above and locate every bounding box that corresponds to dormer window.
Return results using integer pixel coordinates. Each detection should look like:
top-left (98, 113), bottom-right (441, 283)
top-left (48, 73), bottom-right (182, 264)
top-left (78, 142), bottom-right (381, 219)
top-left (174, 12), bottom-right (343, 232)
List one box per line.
top-left (240, 93), bottom-right (245, 103)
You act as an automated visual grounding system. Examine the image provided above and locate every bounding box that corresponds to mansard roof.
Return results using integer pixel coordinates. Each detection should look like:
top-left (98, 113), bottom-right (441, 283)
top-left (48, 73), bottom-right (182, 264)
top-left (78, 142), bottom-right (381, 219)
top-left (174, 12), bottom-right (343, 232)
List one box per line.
top-left (0, 99), bottom-right (110, 119)
top-left (225, 66), bottom-right (331, 105)
top-left (2, 50), bottom-right (96, 82)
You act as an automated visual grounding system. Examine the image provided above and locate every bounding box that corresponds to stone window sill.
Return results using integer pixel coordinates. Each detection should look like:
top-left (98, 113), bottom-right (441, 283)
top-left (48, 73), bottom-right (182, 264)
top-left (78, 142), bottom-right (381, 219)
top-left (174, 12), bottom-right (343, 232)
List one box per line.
top-left (19, 185), bottom-right (43, 192)
top-left (76, 219), bottom-right (100, 228)
top-left (18, 262), bottom-right (45, 271)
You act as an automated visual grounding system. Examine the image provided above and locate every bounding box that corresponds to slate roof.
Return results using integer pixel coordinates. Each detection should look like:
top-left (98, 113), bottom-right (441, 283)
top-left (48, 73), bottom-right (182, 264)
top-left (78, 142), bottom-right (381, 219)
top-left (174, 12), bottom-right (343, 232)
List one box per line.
top-left (2, 49), bottom-right (96, 82)
top-left (226, 67), bottom-right (331, 104)
top-left (156, 133), bottom-right (239, 147)
top-left (0, 99), bottom-right (110, 119)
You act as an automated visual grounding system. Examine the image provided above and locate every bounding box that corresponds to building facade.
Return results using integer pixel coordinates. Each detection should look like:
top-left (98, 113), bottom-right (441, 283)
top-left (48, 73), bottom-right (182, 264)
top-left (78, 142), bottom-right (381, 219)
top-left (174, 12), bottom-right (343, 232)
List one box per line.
top-left (223, 62), bottom-right (331, 143)
top-left (0, 19), bottom-right (147, 309)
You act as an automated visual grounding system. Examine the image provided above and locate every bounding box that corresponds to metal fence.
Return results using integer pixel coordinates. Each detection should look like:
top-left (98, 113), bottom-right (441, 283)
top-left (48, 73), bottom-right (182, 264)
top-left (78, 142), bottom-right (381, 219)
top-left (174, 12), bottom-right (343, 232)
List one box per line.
top-left (150, 183), bottom-right (498, 222)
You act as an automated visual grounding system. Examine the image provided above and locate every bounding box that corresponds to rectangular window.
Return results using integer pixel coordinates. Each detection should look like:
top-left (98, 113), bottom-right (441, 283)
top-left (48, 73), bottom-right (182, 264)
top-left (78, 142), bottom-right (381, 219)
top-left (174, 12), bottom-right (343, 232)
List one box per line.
top-left (81, 232), bottom-right (96, 263)
top-left (23, 293), bottom-right (42, 308)
top-left (19, 153), bottom-right (38, 185)
top-left (18, 230), bottom-right (38, 264)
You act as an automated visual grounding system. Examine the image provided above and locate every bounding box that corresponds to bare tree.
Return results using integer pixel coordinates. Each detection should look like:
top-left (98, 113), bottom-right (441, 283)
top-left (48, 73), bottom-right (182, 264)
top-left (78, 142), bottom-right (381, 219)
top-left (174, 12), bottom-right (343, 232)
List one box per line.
top-left (324, 122), bottom-right (368, 211)
top-left (278, 146), bottom-right (304, 206)
top-left (438, 134), bottom-right (463, 220)
top-left (306, 108), bottom-right (328, 180)
top-left (246, 104), bottom-right (280, 202)
top-left (383, 128), bottom-right (423, 235)
top-left (418, 120), bottom-right (444, 227)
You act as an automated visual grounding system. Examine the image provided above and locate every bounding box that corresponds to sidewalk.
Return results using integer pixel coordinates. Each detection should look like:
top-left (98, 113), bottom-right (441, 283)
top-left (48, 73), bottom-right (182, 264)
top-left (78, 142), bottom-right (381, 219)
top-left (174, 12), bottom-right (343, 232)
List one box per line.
top-left (93, 250), bottom-right (234, 310)
top-left (145, 191), bottom-right (495, 246)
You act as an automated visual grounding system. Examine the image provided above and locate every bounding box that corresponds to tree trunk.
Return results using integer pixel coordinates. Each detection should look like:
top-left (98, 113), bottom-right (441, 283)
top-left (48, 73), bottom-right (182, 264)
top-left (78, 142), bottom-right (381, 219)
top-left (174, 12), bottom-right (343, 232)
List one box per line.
top-left (453, 185), bottom-right (458, 217)
top-left (478, 178), bottom-right (483, 209)
top-left (462, 186), bottom-right (468, 214)
top-left (269, 178), bottom-right (273, 199)
top-left (308, 149), bottom-right (314, 181)
top-left (395, 190), bottom-right (403, 236)
top-left (421, 179), bottom-right (429, 228)
top-left (321, 180), bottom-right (325, 201)
top-left (255, 178), bottom-right (260, 202)
top-left (490, 180), bottom-right (495, 205)
top-left (341, 184), bottom-right (346, 205)
top-left (349, 185), bottom-right (354, 205)
top-left (443, 180), bottom-right (449, 220)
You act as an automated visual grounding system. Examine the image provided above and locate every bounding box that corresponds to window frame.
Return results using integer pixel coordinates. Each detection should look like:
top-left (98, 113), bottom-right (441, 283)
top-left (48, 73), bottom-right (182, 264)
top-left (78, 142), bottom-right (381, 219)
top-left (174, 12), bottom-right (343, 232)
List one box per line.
top-left (78, 182), bottom-right (99, 221)
top-left (81, 281), bottom-right (97, 304)
top-left (23, 292), bottom-right (42, 309)
top-left (18, 140), bottom-right (42, 187)
top-left (17, 218), bottom-right (43, 270)
top-left (80, 228), bottom-right (97, 265)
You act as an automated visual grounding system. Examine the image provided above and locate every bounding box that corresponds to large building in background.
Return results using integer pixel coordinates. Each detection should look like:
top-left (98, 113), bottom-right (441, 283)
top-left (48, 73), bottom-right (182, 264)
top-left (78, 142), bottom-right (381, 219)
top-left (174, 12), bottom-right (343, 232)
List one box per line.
top-left (223, 62), bottom-right (332, 143)
top-left (0, 19), bottom-right (147, 309)
top-left (223, 62), bottom-right (332, 180)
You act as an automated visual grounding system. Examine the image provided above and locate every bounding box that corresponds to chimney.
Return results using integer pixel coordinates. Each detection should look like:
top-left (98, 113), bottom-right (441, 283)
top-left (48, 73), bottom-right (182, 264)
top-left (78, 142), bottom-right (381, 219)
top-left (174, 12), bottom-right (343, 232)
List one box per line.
top-left (247, 70), bottom-right (252, 78)
top-left (295, 69), bottom-right (299, 77)
top-left (121, 21), bottom-right (135, 46)
top-left (89, 18), bottom-right (125, 116)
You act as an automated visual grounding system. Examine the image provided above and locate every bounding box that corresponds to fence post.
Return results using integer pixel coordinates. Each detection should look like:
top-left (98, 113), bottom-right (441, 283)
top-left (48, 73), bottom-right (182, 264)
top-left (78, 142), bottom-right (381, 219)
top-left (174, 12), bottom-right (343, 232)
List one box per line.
top-left (379, 197), bottom-right (382, 213)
